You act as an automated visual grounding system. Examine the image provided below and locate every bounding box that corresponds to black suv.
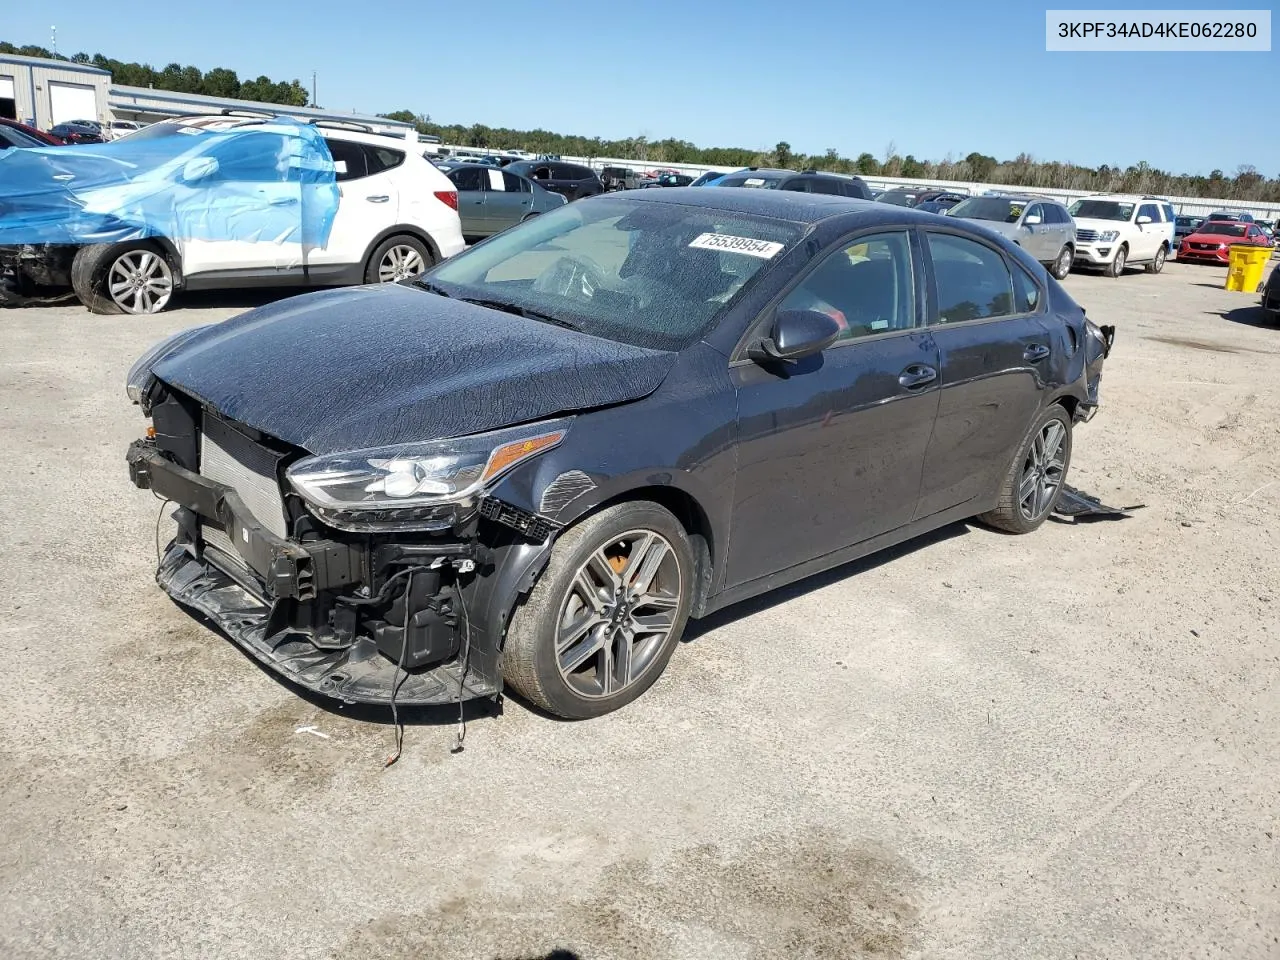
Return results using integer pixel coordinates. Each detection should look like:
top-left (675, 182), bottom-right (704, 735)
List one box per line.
top-left (506, 160), bottom-right (604, 201)
top-left (715, 168), bottom-right (873, 200)
top-left (599, 166), bottom-right (638, 191)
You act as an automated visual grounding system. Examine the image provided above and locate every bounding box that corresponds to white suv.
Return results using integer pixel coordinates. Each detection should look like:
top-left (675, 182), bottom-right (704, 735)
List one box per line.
top-left (1067, 195), bottom-right (1177, 277)
top-left (66, 113), bottom-right (464, 314)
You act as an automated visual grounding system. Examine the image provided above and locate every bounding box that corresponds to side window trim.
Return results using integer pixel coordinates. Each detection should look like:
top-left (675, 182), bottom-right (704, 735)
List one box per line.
top-left (729, 225), bottom-right (923, 364)
top-left (918, 226), bottom-right (1043, 327)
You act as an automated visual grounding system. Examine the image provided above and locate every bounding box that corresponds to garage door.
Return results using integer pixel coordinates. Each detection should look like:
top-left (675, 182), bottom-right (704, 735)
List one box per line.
top-left (0, 76), bottom-right (15, 120)
top-left (49, 81), bottom-right (98, 125)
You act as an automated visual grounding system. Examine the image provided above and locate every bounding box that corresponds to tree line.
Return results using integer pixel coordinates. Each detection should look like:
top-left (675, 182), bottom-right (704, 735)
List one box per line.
top-left (382, 110), bottom-right (1280, 204)
top-left (2, 38), bottom-right (1270, 204)
top-left (0, 41), bottom-right (309, 107)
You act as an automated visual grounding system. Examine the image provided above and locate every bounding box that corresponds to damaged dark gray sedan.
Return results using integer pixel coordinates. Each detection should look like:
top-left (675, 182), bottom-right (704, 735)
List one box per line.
top-left (125, 189), bottom-right (1114, 719)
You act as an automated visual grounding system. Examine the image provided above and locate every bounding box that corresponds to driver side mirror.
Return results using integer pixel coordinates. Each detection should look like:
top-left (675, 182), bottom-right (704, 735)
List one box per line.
top-left (748, 310), bottom-right (842, 364)
top-left (180, 156), bottom-right (219, 183)
top-left (1136, 215), bottom-right (1153, 225)
top-left (1024, 214), bottom-right (1042, 225)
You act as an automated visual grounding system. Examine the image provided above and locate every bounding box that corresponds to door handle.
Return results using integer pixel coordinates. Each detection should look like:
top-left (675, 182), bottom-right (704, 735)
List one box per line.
top-left (268, 197), bottom-right (298, 206)
top-left (366, 195), bottom-right (390, 203)
top-left (898, 364), bottom-right (937, 389)
top-left (1024, 343), bottom-right (1051, 362)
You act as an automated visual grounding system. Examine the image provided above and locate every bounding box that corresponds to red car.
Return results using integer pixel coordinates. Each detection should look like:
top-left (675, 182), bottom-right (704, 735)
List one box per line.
top-left (0, 117), bottom-right (64, 146)
top-left (1179, 220), bottom-right (1273, 264)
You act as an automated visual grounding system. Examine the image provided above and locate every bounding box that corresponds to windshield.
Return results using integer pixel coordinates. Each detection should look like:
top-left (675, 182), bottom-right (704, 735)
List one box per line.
top-left (424, 196), bottom-right (802, 351)
top-left (0, 125), bottom-right (44, 148)
top-left (1068, 199), bottom-right (1134, 221)
top-left (1200, 222), bottom-right (1248, 237)
top-left (1176, 216), bottom-right (1201, 227)
top-left (948, 197), bottom-right (1026, 223)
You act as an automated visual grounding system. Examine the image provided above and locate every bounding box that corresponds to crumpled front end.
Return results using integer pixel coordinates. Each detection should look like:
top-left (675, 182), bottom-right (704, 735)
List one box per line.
top-left (125, 381), bottom-right (554, 707)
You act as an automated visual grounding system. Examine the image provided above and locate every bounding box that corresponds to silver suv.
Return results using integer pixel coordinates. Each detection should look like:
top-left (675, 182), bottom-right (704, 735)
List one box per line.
top-left (946, 194), bottom-right (1077, 279)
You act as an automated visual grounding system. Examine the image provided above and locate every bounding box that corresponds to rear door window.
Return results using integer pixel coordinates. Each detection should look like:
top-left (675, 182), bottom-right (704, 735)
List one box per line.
top-left (325, 138), bottom-right (368, 181)
top-left (779, 178), bottom-right (810, 193)
top-left (926, 233), bottom-right (1016, 324)
top-left (501, 171), bottom-right (531, 193)
top-left (808, 178), bottom-right (844, 195)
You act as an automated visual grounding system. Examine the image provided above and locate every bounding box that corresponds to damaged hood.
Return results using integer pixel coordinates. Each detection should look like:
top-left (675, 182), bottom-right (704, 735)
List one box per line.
top-left (151, 283), bottom-right (677, 454)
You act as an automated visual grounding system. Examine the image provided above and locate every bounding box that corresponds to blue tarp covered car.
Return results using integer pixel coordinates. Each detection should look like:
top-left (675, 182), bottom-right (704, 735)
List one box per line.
top-left (0, 117), bottom-right (338, 311)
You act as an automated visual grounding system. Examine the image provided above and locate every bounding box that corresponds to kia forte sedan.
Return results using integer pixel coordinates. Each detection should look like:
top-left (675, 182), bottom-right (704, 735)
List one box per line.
top-left (124, 189), bottom-right (1114, 720)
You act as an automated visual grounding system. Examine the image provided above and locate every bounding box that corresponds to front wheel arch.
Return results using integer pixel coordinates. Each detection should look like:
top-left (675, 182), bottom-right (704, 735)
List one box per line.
top-left (566, 486), bottom-right (716, 618)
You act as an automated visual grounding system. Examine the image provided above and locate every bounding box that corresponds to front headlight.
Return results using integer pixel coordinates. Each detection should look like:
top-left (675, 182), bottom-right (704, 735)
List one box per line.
top-left (285, 420), bottom-right (569, 532)
top-left (1097, 230), bottom-right (1120, 243)
top-left (125, 324), bottom-right (211, 405)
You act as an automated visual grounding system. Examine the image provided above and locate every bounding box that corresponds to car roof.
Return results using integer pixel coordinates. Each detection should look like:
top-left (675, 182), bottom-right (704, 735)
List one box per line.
top-left (1077, 194), bottom-right (1165, 203)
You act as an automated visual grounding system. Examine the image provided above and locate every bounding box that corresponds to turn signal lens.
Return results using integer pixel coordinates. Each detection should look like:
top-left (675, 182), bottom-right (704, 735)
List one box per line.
top-left (483, 432), bottom-right (565, 482)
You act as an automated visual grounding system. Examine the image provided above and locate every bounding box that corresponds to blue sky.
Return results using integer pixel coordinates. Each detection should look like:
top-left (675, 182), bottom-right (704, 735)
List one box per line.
top-left (10, 0), bottom-right (1277, 174)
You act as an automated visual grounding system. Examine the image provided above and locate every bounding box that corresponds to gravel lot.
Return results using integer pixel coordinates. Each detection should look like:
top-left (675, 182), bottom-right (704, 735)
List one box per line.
top-left (2, 259), bottom-right (1278, 960)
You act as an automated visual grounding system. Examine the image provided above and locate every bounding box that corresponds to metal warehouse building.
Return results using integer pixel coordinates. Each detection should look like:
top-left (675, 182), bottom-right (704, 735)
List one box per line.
top-left (0, 53), bottom-right (111, 129)
top-left (108, 85), bottom-right (414, 135)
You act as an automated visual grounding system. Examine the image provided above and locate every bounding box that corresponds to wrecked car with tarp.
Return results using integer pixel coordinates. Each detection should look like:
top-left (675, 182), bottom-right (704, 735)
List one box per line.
top-left (0, 117), bottom-right (338, 311)
top-left (124, 189), bottom-right (1114, 720)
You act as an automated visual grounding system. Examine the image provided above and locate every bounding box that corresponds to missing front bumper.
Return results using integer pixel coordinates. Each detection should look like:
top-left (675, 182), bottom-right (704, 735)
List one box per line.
top-left (157, 544), bottom-right (497, 706)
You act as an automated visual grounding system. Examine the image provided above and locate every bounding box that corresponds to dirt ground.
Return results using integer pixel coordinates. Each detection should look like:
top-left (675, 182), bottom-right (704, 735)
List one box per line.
top-left (1, 259), bottom-right (1278, 960)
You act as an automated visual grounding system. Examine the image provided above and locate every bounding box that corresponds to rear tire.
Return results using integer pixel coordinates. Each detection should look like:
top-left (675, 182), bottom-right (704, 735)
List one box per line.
top-left (979, 404), bottom-right (1073, 534)
top-left (502, 501), bottom-right (695, 719)
top-left (71, 241), bottom-right (176, 315)
top-left (364, 234), bottom-right (433, 285)
top-left (1050, 245), bottom-right (1073, 280)
top-left (1105, 244), bottom-right (1128, 278)
top-left (1145, 244), bottom-right (1167, 274)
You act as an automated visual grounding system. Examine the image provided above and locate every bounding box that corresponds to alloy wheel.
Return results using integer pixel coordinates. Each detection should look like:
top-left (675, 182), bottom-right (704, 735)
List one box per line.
top-left (108, 250), bottom-right (174, 314)
top-left (1018, 420), bottom-right (1067, 521)
top-left (377, 244), bottom-right (426, 283)
top-left (1055, 247), bottom-right (1071, 278)
top-left (555, 529), bottom-right (681, 700)
top-left (1113, 247), bottom-right (1126, 274)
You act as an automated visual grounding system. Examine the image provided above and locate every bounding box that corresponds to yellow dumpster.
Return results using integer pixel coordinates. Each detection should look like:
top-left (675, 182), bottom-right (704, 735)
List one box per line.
top-left (1225, 244), bottom-right (1271, 293)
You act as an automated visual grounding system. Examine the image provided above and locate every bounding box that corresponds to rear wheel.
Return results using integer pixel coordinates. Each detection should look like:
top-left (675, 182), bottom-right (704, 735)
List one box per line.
top-left (1050, 245), bottom-right (1073, 280)
top-left (364, 235), bottom-right (432, 285)
top-left (71, 241), bottom-right (175, 315)
top-left (979, 404), bottom-right (1073, 534)
top-left (1106, 244), bottom-right (1128, 278)
top-left (502, 501), bottom-right (695, 719)
top-left (1146, 244), bottom-right (1167, 274)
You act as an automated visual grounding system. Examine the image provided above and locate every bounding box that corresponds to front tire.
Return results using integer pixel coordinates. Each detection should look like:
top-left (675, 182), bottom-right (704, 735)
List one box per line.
top-left (502, 501), bottom-right (695, 719)
top-left (979, 404), bottom-right (1073, 534)
top-left (71, 241), bottom-right (176, 315)
top-left (364, 234), bottom-right (432, 285)
top-left (1146, 244), bottom-right (1167, 274)
top-left (1105, 244), bottom-right (1128, 278)
top-left (1050, 245), bottom-right (1073, 280)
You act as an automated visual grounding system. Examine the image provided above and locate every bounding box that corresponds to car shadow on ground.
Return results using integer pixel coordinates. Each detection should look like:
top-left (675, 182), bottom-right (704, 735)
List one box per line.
top-left (176, 288), bottom-right (302, 311)
top-left (217, 521), bottom-right (976, 726)
top-left (1219, 305), bottom-right (1277, 329)
top-left (683, 521), bottom-right (971, 643)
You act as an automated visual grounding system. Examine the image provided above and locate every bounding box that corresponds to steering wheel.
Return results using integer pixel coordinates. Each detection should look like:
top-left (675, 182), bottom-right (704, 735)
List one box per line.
top-left (531, 256), bottom-right (607, 302)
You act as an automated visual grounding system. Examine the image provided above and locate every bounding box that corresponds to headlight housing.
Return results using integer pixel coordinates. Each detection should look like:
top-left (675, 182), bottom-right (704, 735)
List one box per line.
top-left (1097, 230), bottom-right (1120, 243)
top-left (125, 325), bottom-right (211, 406)
top-left (286, 420), bottom-right (569, 532)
